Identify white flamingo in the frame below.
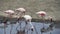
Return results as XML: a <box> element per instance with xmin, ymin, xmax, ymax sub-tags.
<box><xmin>23</xmin><ymin>15</ymin><xmax>34</xmax><ymax>34</ymax></box>
<box><xmin>4</xmin><ymin>10</ymin><xmax>14</xmax><ymax>17</ymax></box>
<box><xmin>15</xmin><ymin>8</ymin><xmax>26</xmax><ymax>29</ymax></box>
<box><xmin>4</xmin><ymin>10</ymin><xmax>15</xmax><ymax>34</ymax></box>
<box><xmin>15</xmin><ymin>8</ymin><xmax>26</xmax><ymax>16</ymax></box>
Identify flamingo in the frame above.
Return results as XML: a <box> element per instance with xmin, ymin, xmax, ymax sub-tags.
<box><xmin>4</xmin><ymin>10</ymin><xmax>14</xmax><ymax>17</ymax></box>
<box><xmin>45</xmin><ymin>16</ymin><xmax>54</xmax><ymax>28</ymax></box>
<box><xmin>48</xmin><ymin>16</ymin><xmax>54</xmax><ymax>34</ymax></box>
<box><xmin>36</xmin><ymin>11</ymin><xmax>47</xmax><ymax>34</ymax></box>
<box><xmin>4</xmin><ymin>10</ymin><xmax>15</xmax><ymax>34</ymax></box>
<box><xmin>36</xmin><ymin>11</ymin><xmax>47</xmax><ymax>27</ymax></box>
<box><xmin>23</xmin><ymin>15</ymin><xmax>34</xmax><ymax>34</ymax></box>
<box><xmin>15</xmin><ymin>8</ymin><xmax>26</xmax><ymax>16</ymax></box>
<box><xmin>15</xmin><ymin>8</ymin><xmax>26</xmax><ymax>30</ymax></box>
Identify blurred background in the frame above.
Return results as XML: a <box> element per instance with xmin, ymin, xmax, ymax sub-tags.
<box><xmin>0</xmin><ymin>0</ymin><xmax>60</xmax><ymax>20</ymax></box>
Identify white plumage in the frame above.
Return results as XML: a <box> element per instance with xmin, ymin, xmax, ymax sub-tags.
<box><xmin>16</xmin><ymin>8</ymin><xmax>26</xmax><ymax>12</ymax></box>
<box><xmin>23</xmin><ymin>15</ymin><xmax>32</xmax><ymax>20</ymax></box>
<box><xmin>26</xmin><ymin>22</ymin><xmax>34</xmax><ymax>30</ymax></box>
<box><xmin>23</xmin><ymin>15</ymin><xmax>34</xmax><ymax>30</ymax></box>
<box><xmin>36</xmin><ymin>11</ymin><xmax>46</xmax><ymax>16</ymax></box>
<box><xmin>4</xmin><ymin>10</ymin><xmax>15</xmax><ymax>15</ymax></box>
<box><xmin>36</xmin><ymin>11</ymin><xmax>46</xmax><ymax>14</ymax></box>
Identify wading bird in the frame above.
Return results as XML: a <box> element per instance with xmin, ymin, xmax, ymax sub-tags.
<box><xmin>15</xmin><ymin>8</ymin><xmax>26</xmax><ymax>32</ymax></box>
<box><xmin>36</xmin><ymin>11</ymin><xmax>47</xmax><ymax>34</ymax></box>
<box><xmin>23</xmin><ymin>15</ymin><xmax>34</xmax><ymax>34</ymax></box>
<box><xmin>4</xmin><ymin>10</ymin><xmax>15</xmax><ymax>34</ymax></box>
<box><xmin>15</xmin><ymin>8</ymin><xmax>26</xmax><ymax>16</ymax></box>
<box><xmin>41</xmin><ymin>16</ymin><xmax>54</xmax><ymax>34</ymax></box>
<box><xmin>48</xmin><ymin>16</ymin><xmax>54</xmax><ymax>34</ymax></box>
<box><xmin>36</xmin><ymin>11</ymin><xmax>46</xmax><ymax>28</ymax></box>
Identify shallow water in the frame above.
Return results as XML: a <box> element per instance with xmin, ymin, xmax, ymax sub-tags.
<box><xmin>0</xmin><ymin>21</ymin><xmax>60</xmax><ymax>34</ymax></box>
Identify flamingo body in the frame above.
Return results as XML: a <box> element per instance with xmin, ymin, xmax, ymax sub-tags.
<box><xmin>16</xmin><ymin>8</ymin><xmax>26</xmax><ymax>12</ymax></box>
<box><xmin>4</xmin><ymin>10</ymin><xmax>14</xmax><ymax>15</ymax></box>
<box><xmin>23</xmin><ymin>15</ymin><xmax>32</xmax><ymax>20</ymax></box>
<box><xmin>36</xmin><ymin>11</ymin><xmax>46</xmax><ymax>16</ymax></box>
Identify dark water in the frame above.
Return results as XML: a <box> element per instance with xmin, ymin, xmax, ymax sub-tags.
<box><xmin>0</xmin><ymin>21</ymin><xmax>60</xmax><ymax>34</ymax></box>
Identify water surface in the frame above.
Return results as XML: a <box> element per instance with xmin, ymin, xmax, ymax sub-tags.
<box><xmin>0</xmin><ymin>22</ymin><xmax>60</xmax><ymax>34</ymax></box>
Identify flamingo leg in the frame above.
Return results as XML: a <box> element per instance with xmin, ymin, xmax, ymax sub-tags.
<box><xmin>27</xmin><ymin>29</ymin><xmax>28</xmax><ymax>34</ymax></box>
<box><xmin>10</xmin><ymin>24</ymin><xmax>13</xmax><ymax>34</ymax></box>
<box><xmin>19</xmin><ymin>22</ymin><xmax>21</xmax><ymax>30</ymax></box>
<box><xmin>4</xmin><ymin>24</ymin><xmax>6</xmax><ymax>34</ymax></box>
<box><xmin>34</xmin><ymin>26</ymin><xmax>38</xmax><ymax>34</ymax></box>
<box><xmin>42</xmin><ymin>16</ymin><xmax>45</xmax><ymax>28</ymax></box>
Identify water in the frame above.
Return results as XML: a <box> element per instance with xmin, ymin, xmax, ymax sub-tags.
<box><xmin>0</xmin><ymin>21</ymin><xmax>60</xmax><ymax>34</ymax></box>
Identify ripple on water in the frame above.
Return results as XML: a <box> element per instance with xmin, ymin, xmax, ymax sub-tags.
<box><xmin>0</xmin><ymin>22</ymin><xmax>60</xmax><ymax>34</ymax></box>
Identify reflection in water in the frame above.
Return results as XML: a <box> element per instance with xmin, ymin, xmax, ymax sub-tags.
<box><xmin>0</xmin><ymin>22</ymin><xmax>60</xmax><ymax>34</ymax></box>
